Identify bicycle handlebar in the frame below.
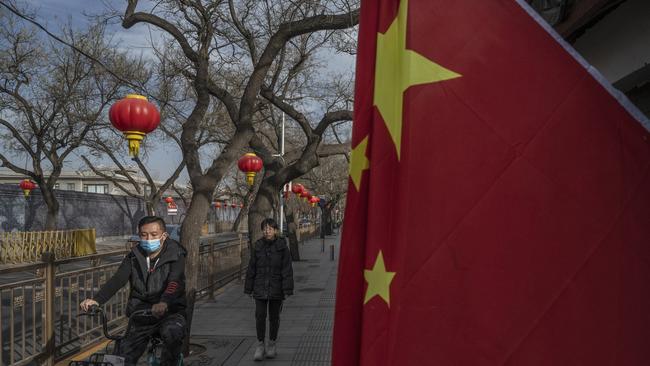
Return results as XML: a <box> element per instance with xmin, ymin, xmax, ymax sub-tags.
<box><xmin>78</xmin><ymin>306</ymin><xmax>156</xmax><ymax>341</ymax></box>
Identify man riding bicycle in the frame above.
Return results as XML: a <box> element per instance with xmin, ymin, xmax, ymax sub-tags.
<box><xmin>80</xmin><ymin>216</ymin><xmax>187</xmax><ymax>366</ymax></box>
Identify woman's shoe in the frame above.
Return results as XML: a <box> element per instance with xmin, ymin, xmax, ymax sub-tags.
<box><xmin>266</xmin><ymin>340</ymin><xmax>277</xmax><ymax>358</ymax></box>
<box><xmin>254</xmin><ymin>341</ymin><xmax>265</xmax><ymax>361</ymax></box>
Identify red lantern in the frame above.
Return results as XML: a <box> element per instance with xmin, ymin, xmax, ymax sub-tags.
<box><xmin>164</xmin><ymin>196</ymin><xmax>174</xmax><ymax>204</ymax></box>
<box><xmin>231</xmin><ymin>203</ymin><xmax>237</xmax><ymax>208</ymax></box>
<box><xmin>109</xmin><ymin>94</ymin><xmax>161</xmax><ymax>157</ymax></box>
<box><xmin>238</xmin><ymin>153</ymin><xmax>263</xmax><ymax>186</ymax></box>
<box><xmin>309</xmin><ymin>196</ymin><xmax>319</xmax><ymax>207</ymax></box>
<box><xmin>214</xmin><ymin>202</ymin><xmax>222</xmax><ymax>208</ymax></box>
<box><xmin>239</xmin><ymin>203</ymin><xmax>244</xmax><ymax>208</ymax></box>
<box><xmin>19</xmin><ymin>179</ymin><xmax>36</xmax><ymax>198</ymax></box>
<box><xmin>291</xmin><ymin>183</ymin><xmax>304</xmax><ymax>195</ymax></box>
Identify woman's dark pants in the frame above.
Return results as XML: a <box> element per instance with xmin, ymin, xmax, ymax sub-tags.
<box><xmin>255</xmin><ymin>299</ymin><xmax>283</xmax><ymax>341</ymax></box>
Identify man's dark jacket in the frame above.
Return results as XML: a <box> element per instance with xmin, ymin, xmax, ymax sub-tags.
<box><xmin>244</xmin><ymin>236</ymin><xmax>294</xmax><ymax>300</ymax></box>
<box><xmin>94</xmin><ymin>239</ymin><xmax>187</xmax><ymax>316</ymax></box>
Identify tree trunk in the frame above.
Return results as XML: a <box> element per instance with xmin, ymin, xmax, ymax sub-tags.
<box><xmin>146</xmin><ymin>200</ymin><xmax>156</xmax><ymax>216</ymax></box>
<box><xmin>179</xmin><ymin>188</ymin><xmax>211</xmax><ymax>353</ymax></box>
<box><xmin>322</xmin><ymin>205</ymin><xmax>333</xmax><ymax>236</ymax></box>
<box><xmin>232</xmin><ymin>183</ymin><xmax>258</xmax><ymax>232</ymax></box>
<box><xmin>24</xmin><ymin>196</ymin><xmax>37</xmax><ymax>231</ymax></box>
<box><xmin>41</xmin><ymin>187</ymin><xmax>59</xmax><ymax>230</ymax></box>
<box><xmin>248</xmin><ymin>181</ymin><xmax>278</xmax><ymax>247</ymax></box>
<box><xmin>284</xmin><ymin>204</ymin><xmax>300</xmax><ymax>261</ymax></box>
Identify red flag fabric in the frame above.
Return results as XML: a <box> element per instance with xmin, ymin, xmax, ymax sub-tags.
<box><xmin>333</xmin><ymin>0</ymin><xmax>650</xmax><ymax>365</ymax></box>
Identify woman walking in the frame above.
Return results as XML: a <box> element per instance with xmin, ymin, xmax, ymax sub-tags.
<box><xmin>245</xmin><ymin>218</ymin><xmax>294</xmax><ymax>361</ymax></box>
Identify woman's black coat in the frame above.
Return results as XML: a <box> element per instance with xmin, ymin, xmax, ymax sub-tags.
<box><xmin>244</xmin><ymin>236</ymin><xmax>294</xmax><ymax>300</ymax></box>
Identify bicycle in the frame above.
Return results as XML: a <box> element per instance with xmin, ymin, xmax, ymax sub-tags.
<box><xmin>71</xmin><ymin>306</ymin><xmax>183</xmax><ymax>366</ymax></box>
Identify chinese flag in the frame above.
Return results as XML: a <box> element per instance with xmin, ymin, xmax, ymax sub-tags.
<box><xmin>333</xmin><ymin>0</ymin><xmax>650</xmax><ymax>365</ymax></box>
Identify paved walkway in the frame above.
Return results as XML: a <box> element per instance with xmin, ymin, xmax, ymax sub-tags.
<box><xmin>187</xmin><ymin>234</ymin><xmax>340</xmax><ymax>366</ymax></box>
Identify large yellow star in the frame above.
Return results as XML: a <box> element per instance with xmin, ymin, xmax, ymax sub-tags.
<box><xmin>364</xmin><ymin>251</ymin><xmax>396</xmax><ymax>307</ymax></box>
<box><xmin>373</xmin><ymin>0</ymin><xmax>462</xmax><ymax>160</ymax></box>
<box><xmin>349</xmin><ymin>135</ymin><xmax>369</xmax><ymax>191</ymax></box>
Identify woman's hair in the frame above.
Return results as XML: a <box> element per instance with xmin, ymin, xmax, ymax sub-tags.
<box><xmin>261</xmin><ymin>218</ymin><xmax>279</xmax><ymax>230</ymax></box>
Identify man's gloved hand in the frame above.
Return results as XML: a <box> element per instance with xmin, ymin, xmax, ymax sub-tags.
<box><xmin>152</xmin><ymin>302</ymin><xmax>168</xmax><ymax>318</ymax></box>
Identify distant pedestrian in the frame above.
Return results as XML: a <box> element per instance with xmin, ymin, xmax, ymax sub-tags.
<box><xmin>245</xmin><ymin>218</ymin><xmax>294</xmax><ymax>361</ymax></box>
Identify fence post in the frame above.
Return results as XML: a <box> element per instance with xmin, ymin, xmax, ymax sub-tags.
<box><xmin>208</xmin><ymin>243</ymin><xmax>216</xmax><ymax>299</ymax></box>
<box><xmin>330</xmin><ymin>244</ymin><xmax>335</xmax><ymax>261</ymax></box>
<box><xmin>42</xmin><ymin>252</ymin><xmax>56</xmax><ymax>366</ymax></box>
<box><xmin>238</xmin><ymin>233</ymin><xmax>243</xmax><ymax>280</ymax></box>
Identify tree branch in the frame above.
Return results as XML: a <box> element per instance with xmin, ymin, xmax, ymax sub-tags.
<box><xmin>240</xmin><ymin>8</ymin><xmax>359</xmax><ymax>129</ymax></box>
<box><xmin>331</xmin><ymin>122</ymin><xmax>350</xmax><ymax>163</ymax></box>
<box><xmin>260</xmin><ymin>87</ymin><xmax>312</xmax><ymax>137</ymax></box>
<box><xmin>0</xmin><ymin>152</ymin><xmax>34</xmax><ymax>177</ymax></box>
<box><xmin>123</xmin><ymin>0</ymin><xmax>199</xmax><ymax>63</ymax></box>
<box><xmin>0</xmin><ymin>117</ymin><xmax>35</xmax><ymax>155</ymax></box>
<box><xmin>80</xmin><ymin>155</ymin><xmax>142</xmax><ymax>199</ymax></box>
<box><xmin>204</xmin><ymin>75</ymin><xmax>240</xmax><ymax>123</ymax></box>
<box><xmin>315</xmin><ymin>109</ymin><xmax>352</xmax><ymax>136</ymax></box>
<box><xmin>85</xmin><ymin>137</ymin><xmax>142</xmax><ymax>193</ymax></box>
<box><xmin>317</xmin><ymin>142</ymin><xmax>350</xmax><ymax>157</ymax></box>
<box><xmin>228</xmin><ymin>0</ymin><xmax>258</xmax><ymax>62</ymax></box>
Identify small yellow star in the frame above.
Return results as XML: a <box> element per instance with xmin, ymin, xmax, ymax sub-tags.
<box><xmin>374</xmin><ymin>0</ymin><xmax>462</xmax><ymax>160</ymax></box>
<box><xmin>349</xmin><ymin>135</ymin><xmax>369</xmax><ymax>191</ymax></box>
<box><xmin>364</xmin><ymin>251</ymin><xmax>396</xmax><ymax>307</ymax></box>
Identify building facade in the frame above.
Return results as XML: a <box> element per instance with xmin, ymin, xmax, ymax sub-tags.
<box><xmin>0</xmin><ymin>167</ymin><xmax>176</xmax><ymax>197</ymax></box>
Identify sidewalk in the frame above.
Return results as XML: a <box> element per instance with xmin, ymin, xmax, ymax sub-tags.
<box><xmin>187</xmin><ymin>234</ymin><xmax>340</xmax><ymax>366</ymax></box>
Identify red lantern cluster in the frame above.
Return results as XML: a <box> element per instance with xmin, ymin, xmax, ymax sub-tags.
<box><xmin>301</xmin><ymin>191</ymin><xmax>311</xmax><ymax>201</ymax></box>
<box><xmin>19</xmin><ymin>179</ymin><xmax>36</xmax><ymax>198</ymax></box>
<box><xmin>238</xmin><ymin>153</ymin><xmax>263</xmax><ymax>186</ymax></box>
<box><xmin>291</xmin><ymin>183</ymin><xmax>304</xmax><ymax>195</ymax></box>
<box><xmin>109</xmin><ymin>94</ymin><xmax>161</xmax><ymax>157</ymax></box>
<box><xmin>164</xmin><ymin>196</ymin><xmax>177</xmax><ymax>213</ymax></box>
<box><xmin>285</xmin><ymin>181</ymin><xmax>324</xmax><ymax>210</ymax></box>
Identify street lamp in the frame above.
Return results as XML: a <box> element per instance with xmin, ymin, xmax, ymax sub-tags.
<box><xmin>274</xmin><ymin>113</ymin><xmax>287</xmax><ymax>232</ymax></box>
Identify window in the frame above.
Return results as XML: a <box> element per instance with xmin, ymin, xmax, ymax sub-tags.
<box><xmin>66</xmin><ymin>183</ymin><xmax>75</xmax><ymax>190</ymax></box>
<box><xmin>84</xmin><ymin>184</ymin><xmax>108</xmax><ymax>194</ymax></box>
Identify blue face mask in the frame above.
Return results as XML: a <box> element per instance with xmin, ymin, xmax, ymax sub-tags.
<box><xmin>140</xmin><ymin>239</ymin><xmax>161</xmax><ymax>253</ymax></box>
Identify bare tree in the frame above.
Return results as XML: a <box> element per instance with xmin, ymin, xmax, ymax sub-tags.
<box><xmin>0</xmin><ymin>10</ymin><xmax>143</xmax><ymax>229</ymax></box>
<box><xmin>300</xmin><ymin>154</ymin><xmax>349</xmax><ymax>235</ymax></box>
<box><xmin>116</xmin><ymin>0</ymin><xmax>359</xmax><ymax>323</ymax></box>
<box><xmin>80</xmin><ymin>151</ymin><xmax>186</xmax><ymax>216</ymax></box>
<box><xmin>247</xmin><ymin>50</ymin><xmax>354</xmax><ymax>245</ymax></box>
